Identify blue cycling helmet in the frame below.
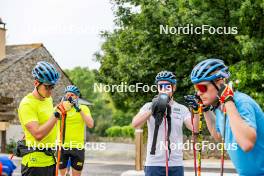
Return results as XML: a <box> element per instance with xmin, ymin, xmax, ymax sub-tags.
<box><xmin>155</xmin><ymin>71</ymin><xmax>177</xmax><ymax>84</ymax></box>
<box><xmin>32</xmin><ymin>61</ymin><xmax>60</xmax><ymax>85</ymax></box>
<box><xmin>65</xmin><ymin>85</ymin><xmax>81</xmax><ymax>96</ymax></box>
<box><xmin>191</xmin><ymin>58</ymin><xmax>230</xmax><ymax>84</ymax></box>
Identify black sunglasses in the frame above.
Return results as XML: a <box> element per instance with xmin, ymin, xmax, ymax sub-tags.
<box><xmin>43</xmin><ymin>84</ymin><xmax>55</xmax><ymax>90</ymax></box>
<box><xmin>158</xmin><ymin>83</ymin><xmax>172</xmax><ymax>90</ymax></box>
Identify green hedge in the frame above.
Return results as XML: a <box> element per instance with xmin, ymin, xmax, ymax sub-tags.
<box><xmin>6</xmin><ymin>139</ymin><xmax>16</xmax><ymax>154</ymax></box>
<box><xmin>106</xmin><ymin>125</ymin><xmax>135</xmax><ymax>138</ymax></box>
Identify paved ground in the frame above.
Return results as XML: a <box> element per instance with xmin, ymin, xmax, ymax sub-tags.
<box><xmin>8</xmin><ymin>158</ymin><xmax>238</xmax><ymax>176</ymax></box>
<box><xmin>11</xmin><ymin>159</ymin><xmax>134</xmax><ymax>176</ymax></box>
<box><xmin>2</xmin><ymin>142</ymin><xmax>238</xmax><ymax>176</ymax></box>
<box><xmin>10</xmin><ymin>159</ymin><xmax>238</xmax><ymax>176</ymax></box>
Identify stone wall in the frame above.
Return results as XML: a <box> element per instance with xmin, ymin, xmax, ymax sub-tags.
<box><xmin>0</xmin><ymin>47</ymin><xmax>72</xmax><ymax>123</ymax></box>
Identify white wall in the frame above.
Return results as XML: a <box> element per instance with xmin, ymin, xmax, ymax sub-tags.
<box><xmin>6</xmin><ymin>124</ymin><xmax>23</xmax><ymax>143</ymax></box>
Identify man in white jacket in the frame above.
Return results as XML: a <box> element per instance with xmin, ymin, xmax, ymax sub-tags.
<box><xmin>132</xmin><ymin>71</ymin><xmax>198</xmax><ymax>176</ymax></box>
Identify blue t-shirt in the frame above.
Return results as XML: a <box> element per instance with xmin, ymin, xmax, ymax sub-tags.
<box><xmin>215</xmin><ymin>91</ymin><xmax>264</xmax><ymax>176</ymax></box>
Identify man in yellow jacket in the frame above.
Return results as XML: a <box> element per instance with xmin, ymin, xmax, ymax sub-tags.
<box><xmin>59</xmin><ymin>85</ymin><xmax>94</xmax><ymax>176</ymax></box>
<box><xmin>18</xmin><ymin>61</ymin><xmax>71</xmax><ymax>176</ymax></box>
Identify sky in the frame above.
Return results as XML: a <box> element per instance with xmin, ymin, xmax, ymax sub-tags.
<box><xmin>0</xmin><ymin>0</ymin><xmax>116</xmax><ymax>70</ymax></box>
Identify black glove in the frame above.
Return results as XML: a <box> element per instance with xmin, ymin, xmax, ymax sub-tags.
<box><xmin>68</xmin><ymin>96</ymin><xmax>81</xmax><ymax>112</ymax></box>
<box><xmin>184</xmin><ymin>95</ymin><xmax>199</xmax><ymax>111</ymax></box>
<box><xmin>184</xmin><ymin>95</ymin><xmax>211</xmax><ymax>113</ymax></box>
<box><xmin>151</xmin><ymin>93</ymin><xmax>170</xmax><ymax>125</ymax></box>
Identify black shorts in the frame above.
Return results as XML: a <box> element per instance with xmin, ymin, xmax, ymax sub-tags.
<box><xmin>21</xmin><ymin>164</ymin><xmax>55</xmax><ymax>176</ymax></box>
<box><xmin>59</xmin><ymin>148</ymin><xmax>85</xmax><ymax>171</ymax></box>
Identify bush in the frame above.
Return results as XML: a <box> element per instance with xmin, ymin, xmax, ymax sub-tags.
<box><xmin>94</xmin><ymin>120</ymin><xmax>112</xmax><ymax>137</ymax></box>
<box><xmin>106</xmin><ymin>126</ymin><xmax>122</xmax><ymax>137</ymax></box>
<box><xmin>121</xmin><ymin>125</ymin><xmax>135</xmax><ymax>138</ymax></box>
<box><xmin>112</xmin><ymin>110</ymin><xmax>134</xmax><ymax>126</ymax></box>
<box><xmin>6</xmin><ymin>138</ymin><xmax>17</xmax><ymax>154</ymax></box>
<box><xmin>106</xmin><ymin>125</ymin><xmax>135</xmax><ymax>138</ymax></box>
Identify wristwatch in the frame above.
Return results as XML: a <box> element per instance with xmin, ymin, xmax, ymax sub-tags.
<box><xmin>54</xmin><ymin>111</ymin><xmax>60</xmax><ymax>119</ymax></box>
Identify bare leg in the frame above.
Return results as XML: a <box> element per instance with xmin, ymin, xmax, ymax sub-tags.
<box><xmin>60</xmin><ymin>168</ymin><xmax>67</xmax><ymax>176</ymax></box>
<box><xmin>72</xmin><ymin>168</ymin><xmax>82</xmax><ymax>176</ymax></box>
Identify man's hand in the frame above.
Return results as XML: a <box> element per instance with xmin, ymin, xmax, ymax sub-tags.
<box><xmin>217</xmin><ymin>84</ymin><xmax>234</xmax><ymax>104</ymax></box>
<box><xmin>184</xmin><ymin>95</ymin><xmax>199</xmax><ymax>112</ymax></box>
<box><xmin>68</xmin><ymin>96</ymin><xmax>81</xmax><ymax>112</ymax></box>
<box><xmin>184</xmin><ymin>95</ymin><xmax>211</xmax><ymax>113</ymax></box>
<box><xmin>54</xmin><ymin>101</ymin><xmax>72</xmax><ymax>119</ymax></box>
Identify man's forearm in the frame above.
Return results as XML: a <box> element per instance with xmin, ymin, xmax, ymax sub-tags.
<box><xmin>39</xmin><ymin>115</ymin><xmax>57</xmax><ymax>135</ymax></box>
<box><xmin>81</xmin><ymin>111</ymin><xmax>94</xmax><ymax>128</ymax></box>
<box><xmin>193</xmin><ymin>114</ymin><xmax>200</xmax><ymax>133</ymax></box>
<box><xmin>203</xmin><ymin>111</ymin><xmax>221</xmax><ymax>141</ymax></box>
<box><xmin>27</xmin><ymin>115</ymin><xmax>58</xmax><ymax>141</ymax></box>
<box><xmin>132</xmin><ymin>111</ymin><xmax>152</xmax><ymax>128</ymax></box>
<box><xmin>225</xmin><ymin>101</ymin><xmax>256</xmax><ymax>151</ymax></box>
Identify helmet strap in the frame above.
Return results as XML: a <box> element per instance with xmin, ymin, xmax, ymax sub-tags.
<box><xmin>211</xmin><ymin>81</ymin><xmax>219</xmax><ymax>91</ymax></box>
<box><xmin>36</xmin><ymin>83</ymin><xmax>46</xmax><ymax>99</ymax></box>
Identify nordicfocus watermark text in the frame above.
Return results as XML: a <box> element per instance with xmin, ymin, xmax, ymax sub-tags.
<box><xmin>160</xmin><ymin>24</ymin><xmax>238</xmax><ymax>35</ymax></box>
<box><xmin>94</xmin><ymin>82</ymin><xmax>158</xmax><ymax>93</ymax></box>
<box><xmin>159</xmin><ymin>140</ymin><xmax>238</xmax><ymax>151</ymax></box>
<box><xmin>25</xmin><ymin>141</ymin><xmax>106</xmax><ymax>151</ymax></box>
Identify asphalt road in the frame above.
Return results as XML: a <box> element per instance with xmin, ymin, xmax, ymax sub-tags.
<box><xmin>11</xmin><ymin>160</ymin><xmax>238</xmax><ymax>176</ymax></box>
<box><xmin>5</xmin><ymin>142</ymin><xmax>237</xmax><ymax>176</ymax></box>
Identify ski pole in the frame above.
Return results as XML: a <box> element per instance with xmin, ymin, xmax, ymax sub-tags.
<box><xmin>164</xmin><ymin>112</ymin><xmax>169</xmax><ymax>176</ymax></box>
<box><xmin>197</xmin><ymin>102</ymin><xmax>203</xmax><ymax>176</ymax></box>
<box><xmin>220</xmin><ymin>80</ymin><xmax>231</xmax><ymax>176</ymax></box>
<box><xmin>220</xmin><ymin>105</ymin><xmax>226</xmax><ymax>176</ymax></box>
<box><xmin>56</xmin><ymin>107</ymin><xmax>66</xmax><ymax>176</ymax></box>
<box><xmin>190</xmin><ymin>108</ymin><xmax>197</xmax><ymax>176</ymax></box>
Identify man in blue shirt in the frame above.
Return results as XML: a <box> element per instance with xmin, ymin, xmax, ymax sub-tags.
<box><xmin>186</xmin><ymin>58</ymin><xmax>264</xmax><ymax>175</ymax></box>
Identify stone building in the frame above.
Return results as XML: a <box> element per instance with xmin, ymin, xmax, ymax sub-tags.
<box><xmin>0</xmin><ymin>19</ymin><xmax>91</xmax><ymax>151</ymax></box>
<box><xmin>0</xmin><ymin>43</ymin><xmax>74</xmax><ymax>122</ymax></box>
<box><xmin>0</xmin><ymin>25</ymin><xmax>74</xmax><ymax>123</ymax></box>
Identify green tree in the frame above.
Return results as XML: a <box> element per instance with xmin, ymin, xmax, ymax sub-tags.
<box><xmin>96</xmin><ymin>0</ymin><xmax>264</xmax><ymax>113</ymax></box>
<box><xmin>229</xmin><ymin>61</ymin><xmax>264</xmax><ymax>108</ymax></box>
<box><xmin>65</xmin><ymin>67</ymin><xmax>114</xmax><ymax>136</ymax></box>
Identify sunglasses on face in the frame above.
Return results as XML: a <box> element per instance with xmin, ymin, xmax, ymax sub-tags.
<box><xmin>194</xmin><ymin>84</ymin><xmax>209</xmax><ymax>93</ymax></box>
<box><xmin>67</xmin><ymin>93</ymin><xmax>75</xmax><ymax>97</ymax></box>
<box><xmin>43</xmin><ymin>84</ymin><xmax>55</xmax><ymax>90</ymax></box>
<box><xmin>158</xmin><ymin>83</ymin><xmax>172</xmax><ymax>90</ymax></box>
<box><xmin>66</xmin><ymin>93</ymin><xmax>77</xmax><ymax>99</ymax></box>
